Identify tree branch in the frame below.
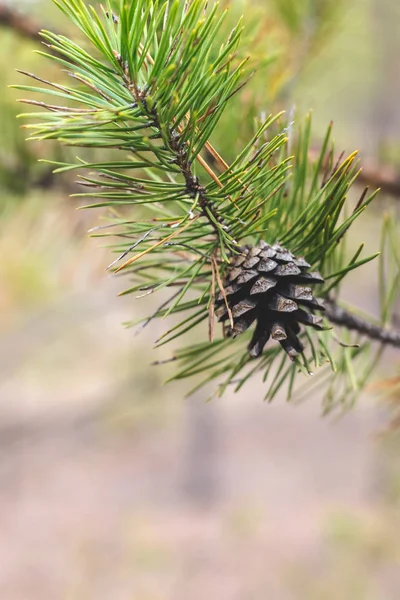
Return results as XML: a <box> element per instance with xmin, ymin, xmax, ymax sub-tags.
<box><xmin>324</xmin><ymin>299</ymin><xmax>400</xmax><ymax>348</ymax></box>
<box><xmin>356</xmin><ymin>158</ymin><xmax>400</xmax><ymax>197</ymax></box>
<box><xmin>4</xmin><ymin>3</ymin><xmax>400</xmax><ymax>201</ymax></box>
<box><xmin>0</xmin><ymin>4</ymin><xmax>45</xmax><ymax>43</ymax></box>
<box><xmin>0</xmin><ymin>4</ymin><xmax>63</xmax><ymax>57</ymax></box>
<box><xmin>119</xmin><ymin>66</ymin><xmax>229</xmax><ymax>248</ymax></box>
<box><xmin>308</xmin><ymin>148</ymin><xmax>400</xmax><ymax>198</ymax></box>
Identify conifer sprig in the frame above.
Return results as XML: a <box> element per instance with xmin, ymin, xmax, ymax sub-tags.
<box><xmin>13</xmin><ymin>0</ymin><xmax>400</xmax><ymax>408</ymax></box>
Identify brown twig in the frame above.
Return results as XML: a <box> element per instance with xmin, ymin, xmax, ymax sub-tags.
<box><xmin>0</xmin><ymin>5</ymin><xmax>44</xmax><ymax>43</ymax></box>
<box><xmin>357</xmin><ymin>159</ymin><xmax>400</xmax><ymax>197</ymax></box>
<box><xmin>0</xmin><ymin>5</ymin><xmax>65</xmax><ymax>59</ymax></box>
<box><xmin>309</xmin><ymin>148</ymin><xmax>400</xmax><ymax>198</ymax></box>
<box><xmin>324</xmin><ymin>299</ymin><xmax>400</xmax><ymax>348</ymax></box>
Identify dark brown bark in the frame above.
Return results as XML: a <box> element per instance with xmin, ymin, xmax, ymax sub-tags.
<box><xmin>324</xmin><ymin>299</ymin><xmax>400</xmax><ymax>348</ymax></box>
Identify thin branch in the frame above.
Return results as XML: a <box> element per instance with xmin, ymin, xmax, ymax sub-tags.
<box><xmin>0</xmin><ymin>5</ymin><xmax>65</xmax><ymax>59</ymax></box>
<box><xmin>118</xmin><ymin>76</ymin><xmax>229</xmax><ymax>247</ymax></box>
<box><xmin>309</xmin><ymin>148</ymin><xmax>400</xmax><ymax>198</ymax></box>
<box><xmin>0</xmin><ymin>5</ymin><xmax>44</xmax><ymax>43</ymax></box>
<box><xmin>324</xmin><ymin>299</ymin><xmax>400</xmax><ymax>348</ymax></box>
<box><xmin>357</xmin><ymin>158</ymin><xmax>400</xmax><ymax>197</ymax></box>
<box><xmin>136</xmin><ymin>42</ymin><xmax>229</xmax><ymax>198</ymax></box>
<box><xmin>13</xmin><ymin>12</ymin><xmax>237</xmax><ymax>216</ymax></box>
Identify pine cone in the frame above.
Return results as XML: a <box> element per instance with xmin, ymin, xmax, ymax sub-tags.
<box><xmin>215</xmin><ymin>241</ymin><xmax>325</xmax><ymax>360</ymax></box>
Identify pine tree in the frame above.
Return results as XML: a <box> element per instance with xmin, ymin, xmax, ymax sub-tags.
<box><xmin>13</xmin><ymin>0</ymin><xmax>400</xmax><ymax>411</ymax></box>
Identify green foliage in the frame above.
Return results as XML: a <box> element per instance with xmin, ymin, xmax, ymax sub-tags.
<box><xmin>0</xmin><ymin>31</ymin><xmax>46</xmax><ymax>195</ymax></box>
<box><xmin>13</xmin><ymin>0</ymin><xmax>399</xmax><ymax>408</ymax></box>
<box><xmin>270</xmin><ymin>0</ymin><xmax>342</xmax><ymax>39</ymax></box>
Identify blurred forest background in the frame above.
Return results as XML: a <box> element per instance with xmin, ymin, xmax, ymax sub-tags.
<box><xmin>1</xmin><ymin>0</ymin><xmax>400</xmax><ymax>598</ymax></box>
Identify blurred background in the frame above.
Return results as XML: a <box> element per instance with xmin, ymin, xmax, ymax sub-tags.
<box><xmin>1</xmin><ymin>0</ymin><xmax>400</xmax><ymax>598</ymax></box>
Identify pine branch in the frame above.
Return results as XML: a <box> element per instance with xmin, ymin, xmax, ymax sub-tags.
<box><xmin>324</xmin><ymin>299</ymin><xmax>400</xmax><ymax>348</ymax></box>
<box><xmin>13</xmin><ymin>0</ymin><xmax>400</xmax><ymax>409</ymax></box>
<box><xmin>7</xmin><ymin>0</ymin><xmax>400</xmax><ymax>204</ymax></box>
<box><xmin>120</xmin><ymin>76</ymin><xmax>225</xmax><ymax>246</ymax></box>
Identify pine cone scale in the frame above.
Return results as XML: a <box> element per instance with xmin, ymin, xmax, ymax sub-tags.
<box><xmin>258</xmin><ymin>259</ymin><xmax>278</xmax><ymax>272</ymax></box>
<box><xmin>268</xmin><ymin>294</ymin><xmax>298</xmax><ymax>312</ymax></box>
<box><xmin>250</xmin><ymin>276</ymin><xmax>277</xmax><ymax>295</ymax></box>
<box><xmin>271</xmin><ymin>322</ymin><xmax>287</xmax><ymax>341</ymax></box>
<box><xmin>231</xmin><ymin>298</ymin><xmax>257</xmax><ymax>318</ymax></box>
